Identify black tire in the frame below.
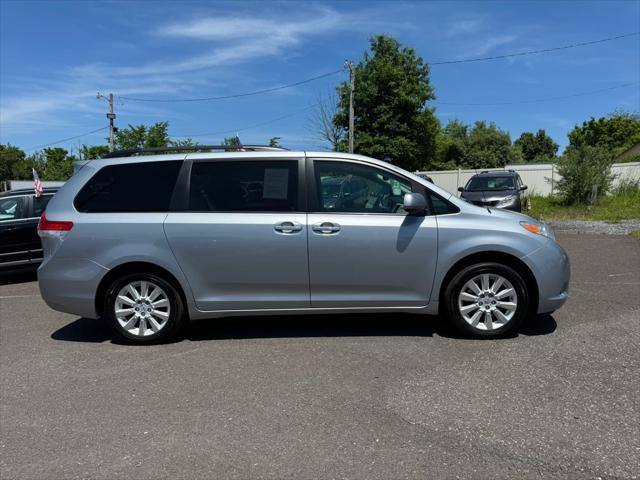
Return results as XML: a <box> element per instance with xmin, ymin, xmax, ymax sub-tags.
<box><xmin>444</xmin><ymin>262</ymin><xmax>530</xmax><ymax>339</ymax></box>
<box><xmin>104</xmin><ymin>273</ymin><xmax>184</xmax><ymax>344</ymax></box>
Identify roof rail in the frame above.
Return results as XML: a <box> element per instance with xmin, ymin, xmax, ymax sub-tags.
<box><xmin>102</xmin><ymin>145</ymin><xmax>288</xmax><ymax>158</ymax></box>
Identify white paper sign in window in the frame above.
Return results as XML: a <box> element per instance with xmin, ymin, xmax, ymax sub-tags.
<box><xmin>263</xmin><ymin>168</ymin><xmax>289</xmax><ymax>199</ymax></box>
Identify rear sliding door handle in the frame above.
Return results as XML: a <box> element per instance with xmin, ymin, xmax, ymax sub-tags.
<box><xmin>274</xmin><ymin>221</ymin><xmax>303</xmax><ymax>234</ymax></box>
<box><xmin>312</xmin><ymin>222</ymin><xmax>341</xmax><ymax>234</ymax></box>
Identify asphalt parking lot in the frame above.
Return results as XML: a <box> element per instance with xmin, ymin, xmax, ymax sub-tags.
<box><xmin>1</xmin><ymin>233</ymin><xmax>639</xmax><ymax>479</ymax></box>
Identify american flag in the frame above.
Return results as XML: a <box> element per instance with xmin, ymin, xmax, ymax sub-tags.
<box><xmin>32</xmin><ymin>168</ymin><xmax>42</xmax><ymax>198</ymax></box>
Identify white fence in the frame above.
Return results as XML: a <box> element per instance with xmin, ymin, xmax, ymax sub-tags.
<box><xmin>5</xmin><ymin>180</ymin><xmax>66</xmax><ymax>191</ymax></box>
<box><xmin>416</xmin><ymin>162</ymin><xmax>640</xmax><ymax>196</ymax></box>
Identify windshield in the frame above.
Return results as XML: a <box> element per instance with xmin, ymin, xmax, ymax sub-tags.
<box><xmin>465</xmin><ymin>176</ymin><xmax>515</xmax><ymax>192</ymax></box>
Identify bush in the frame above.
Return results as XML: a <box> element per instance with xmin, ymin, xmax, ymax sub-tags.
<box><xmin>555</xmin><ymin>145</ymin><xmax>615</xmax><ymax>204</ymax></box>
<box><xmin>612</xmin><ymin>178</ymin><xmax>640</xmax><ymax>196</ymax></box>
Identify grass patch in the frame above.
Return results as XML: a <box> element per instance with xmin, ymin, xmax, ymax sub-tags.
<box><xmin>528</xmin><ymin>187</ymin><xmax>640</xmax><ymax>223</ymax></box>
<box><xmin>630</xmin><ymin>230</ymin><xmax>640</xmax><ymax>240</ymax></box>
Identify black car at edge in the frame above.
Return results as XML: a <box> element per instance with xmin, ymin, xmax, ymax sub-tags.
<box><xmin>0</xmin><ymin>188</ymin><xmax>58</xmax><ymax>272</ymax></box>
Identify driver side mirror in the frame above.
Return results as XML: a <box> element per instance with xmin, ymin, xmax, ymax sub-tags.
<box><xmin>458</xmin><ymin>187</ymin><xmax>464</xmax><ymax>192</ymax></box>
<box><xmin>520</xmin><ymin>185</ymin><xmax>528</xmax><ymax>191</ymax></box>
<box><xmin>403</xmin><ymin>192</ymin><xmax>427</xmax><ymax>215</ymax></box>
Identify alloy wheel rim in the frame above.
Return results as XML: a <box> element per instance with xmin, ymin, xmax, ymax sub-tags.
<box><xmin>457</xmin><ymin>273</ymin><xmax>518</xmax><ymax>331</ymax></box>
<box><xmin>114</xmin><ymin>280</ymin><xmax>170</xmax><ymax>337</ymax></box>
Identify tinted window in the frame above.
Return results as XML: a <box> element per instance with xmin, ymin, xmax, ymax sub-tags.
<box><xmin>465</xmin><ymin>175</ymin><xmax>516</xmax><ymax>192</ymax></box>
<box><xmin>34</xmin><ymin>194</ymin><xmax>54</xmax><ymax>217</ymax></box>
<box><xmin>0</xmin><ymin>196</ymin><xmax>27</xmax><ymax>222</ymax></box>
<box><xmin>428</xmin><ymin>192</ymin><xmax>459</xmax><ymax>215</ymax></box>
<box><xmin>74</xmin><ymin>161</ymin><xmax>182</xmax><ymax>213</ymax></box>
<box><xmin>189</xmin><ymin>160</ymin><xmax>298</xmax><ymax>212</ymax></box>
<box><xmin>314</xmin><ymin>161</ymin><xmax>413</xmax><ymax>214</ymax></box>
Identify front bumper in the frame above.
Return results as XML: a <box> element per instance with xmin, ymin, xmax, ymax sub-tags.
<box><xmin>522</xmin><ymin>238</ymin><xmax>570</xmax><ymax>314</ymax></box>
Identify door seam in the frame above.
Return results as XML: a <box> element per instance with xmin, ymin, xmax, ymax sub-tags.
<box><xmin>305</xmin><ymin>213</ymin><xmax>312</xmax><ymax>307</ymax></box>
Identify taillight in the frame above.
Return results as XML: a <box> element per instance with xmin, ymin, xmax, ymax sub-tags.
<box><xmin>37</xmin><ymin>213</ymin><xmax>73</xmax><ymax>232</ymax></box>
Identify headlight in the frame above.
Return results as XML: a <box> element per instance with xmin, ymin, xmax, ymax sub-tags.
<box><xmin>496</xmin><ymin>195</ymin><xmax>517</xmax><ymax>207</ymax></box>
<box><xmin>520</xmin><ymin>220</ymin><xmax>554</xmax><ymax>239</ymax></box>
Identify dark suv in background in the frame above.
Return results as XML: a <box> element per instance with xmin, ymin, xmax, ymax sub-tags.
<box><xmin>0</xmin><ymin>188</ymin><xmax>58</xmax><ymax>272</ymax></box>
<box><xmin>458</xmin><ymin>171</ymin><xmax>528</xmax><ymax>212</ymax></box>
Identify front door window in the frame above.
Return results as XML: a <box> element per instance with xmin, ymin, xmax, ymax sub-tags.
<box><xmin>314</xmin><ymin>161</ymin><xmax>412</xmax><ymax>214</ymax></box>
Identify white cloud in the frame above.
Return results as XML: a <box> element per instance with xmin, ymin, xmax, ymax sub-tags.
<box><xmin>156</xmin><ymin>6</ymin><xmax>345</xmax><ymax>71</ymax></box>
<box><xmin>467</xmin><ymin>34</ymin><xmax>518</xmax><ymax>57</ymax></box>
<box><xmin>448</xmin><ymin>18</ymin><xmax>483</xmax><ymax>36</ymax></box>
<box><xmin>0</xmin><ymin>5</ymin><xmax>352</xmax><ymax>135</ymax></box>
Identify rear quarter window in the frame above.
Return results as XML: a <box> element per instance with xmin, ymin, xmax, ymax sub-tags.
<box><xmin>74</xmin><ymin>161</ymin><xmax>182</xmax><ymax>213</ymax></box>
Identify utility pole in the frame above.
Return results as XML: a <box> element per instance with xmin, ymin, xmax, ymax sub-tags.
<box><xmin>345</xmin><ymin>61</ymin><xmax>355</xmax><ymax>153</ymax></box>
<box><xmin>97</xmin><ymin>92</ymin><xmax>116</xmax><ymax>152</ymax></box>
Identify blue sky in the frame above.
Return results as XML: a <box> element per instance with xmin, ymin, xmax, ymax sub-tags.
<box><xmin>1</xmin><ymin>0</ymin><xmax>639</xmax><ymax>155</ymax></box>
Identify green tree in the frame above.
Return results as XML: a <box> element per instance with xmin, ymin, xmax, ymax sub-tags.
<box><xmin>432</xmin><ymin>120</ymin><xmax>468</xmax><ymax>169</ymax></box>
<box><xmin>334</xmin><ymin>35</ymin><xmax>439</xmax><ymax>171</ymax></box>
<box><xmin>556</xmin><ymin>145</ymin><xmax>615</xmax><ymax>204</ymax></box>
<box><xmin>80</xmin><ymin>144</ymin><xmax>110</xmax><ymax>160</ymax></box>
<box><xmin>114</xmin><ymin>122</ymin><xmax>171</xmax><ymax>150</ymax></box>
<box><xmin>0</xmin><ymin>144</ymin><xmax>27</xmax><ymax>181</ymax></box>
<box><xmin>433</xmin><ymin>119</ymin><xmax>518</xmax><ymax>169</ymax></box>
<box><xmin>40</xmin><ymin>148</ymin><xmax>76</xmax><ymax>180</ymax></box>
<box><xmin>88</xmin><ymin>123</ymin><xmax>196</xmax><ymax>155</ymax></box>
<box><xmin>269</xmin><ymin>137</ymin><xmax>282</xmax><ymax>148</ymax></box>
<box><xmin>223</xmin><ymin>136</ymin><xmax>242</xmax><ymax>147</ymax></box>
<box><xmin>567</xmin><ymin>112</ymin><xmax>640</xmax><ymax>158</ymax></box>
<box><xmin>171</xmin><ymin>138</ymin><xmax>197</xmax><ymax>147</ymax></box>
<box><xmin>464</xmin><ymin>121</ymin><xmax>517</xmax><ymax>169</ymax></box>
<box><xmin>514</xmin><ymin>129</ymin><xmax>559</xmax><ymax>163</ymax></box>
<box><xmin>0</xmin><ymin>145</ymin><xmax>43</xmax><ymax>181</ymax></box>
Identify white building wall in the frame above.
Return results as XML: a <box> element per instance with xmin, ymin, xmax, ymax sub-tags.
<box><xmin>416</xmin><ymin>162</ymin><xmax>640</xmax><ymax>196</ymax></box>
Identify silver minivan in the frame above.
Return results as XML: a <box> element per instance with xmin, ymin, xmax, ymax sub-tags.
<box><xmin>37</xmin><ymin>146</ymin><xmax>569</xmax><ymax>343</ymax></box>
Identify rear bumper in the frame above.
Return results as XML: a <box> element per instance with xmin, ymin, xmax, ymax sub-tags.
<box><xmin>38</xmin><ymin>257</ymin><xmax>107</xmax><ymax>319</ymax></box>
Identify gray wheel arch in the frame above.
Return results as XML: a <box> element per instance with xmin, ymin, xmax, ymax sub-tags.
<box><xmin>95</xmin><ymin>262</ymin><xmax>189</xmax><ymax>319</ymax></box>
<box><xmin>438</xmin><ymin>251</ymin><xmax>539</xmax><ymax>314</ymax></box>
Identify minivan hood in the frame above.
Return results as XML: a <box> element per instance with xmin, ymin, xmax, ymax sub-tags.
<box><xmin>485</xmin><ymin>206</ymin><xmax>535</xmax><ymax>223</ymax></box>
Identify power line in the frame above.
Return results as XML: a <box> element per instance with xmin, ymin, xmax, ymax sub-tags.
<box><xmin>20</xmin><ymin>78</ymin><xmax>638</xmax><ymax>151</ymax></box>
<box><xmin>173</xmin><ymin>80</ymin><xmax>639</xmax><ymax>140</ymax></box>
<box><xmin>120</xmin><ymin>69</ymin><xmax>344</xmax><ymax>103</ymax></box>
<box><xmin>429</xmin><ymin>31</ymin><xmax>639</xmax><ymax>65</ymax></box>
<box><xmin>117</xmin><ymin>32</ymin><xmax>638</xmax><ymax>104</ymax></box>
<box><xmin>25</xmin><ymin>127</ymin><xmax>108</xmax><ymax>152</ymax></box>
<box><xmin>433</xmin><ymin>81</ymin><xmax>640</xmax><ymax>106</ymax></box>
<box><xmin>172</xmin><ymin>103</ymin><xmax>319</xmax><ymax>139</ymax></box>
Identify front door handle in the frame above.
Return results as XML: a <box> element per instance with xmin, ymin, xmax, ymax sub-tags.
<box><xmin>274</xmin><ymin>221</ymin><xmax>303</xmax><ymax>234</ymax></box>
<box><xmin>312</xmin><ymin>222</ymin><xmax>341</xmax><ymax>234</ymax></box>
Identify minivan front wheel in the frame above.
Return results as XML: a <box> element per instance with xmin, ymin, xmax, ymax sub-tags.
<box><xmin>444</xmin><ymin>263</ymin><xmax>529</xmax><ymax>338</ymax></box>
<box><xmin>104</xmin><ymin>273</ymin><xmax>184</xmax><ymax>344</ymax></box>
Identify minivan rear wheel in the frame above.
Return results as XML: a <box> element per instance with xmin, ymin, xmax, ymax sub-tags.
<box><xmin>104</xmin><ymin>273</ymin><xmax>184</xmax><ymax>344</ymax></box>
<box><xmin>444</xmin><ymin>262</ymin><xmax>529</xmax><ymax>338</ymax></box>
